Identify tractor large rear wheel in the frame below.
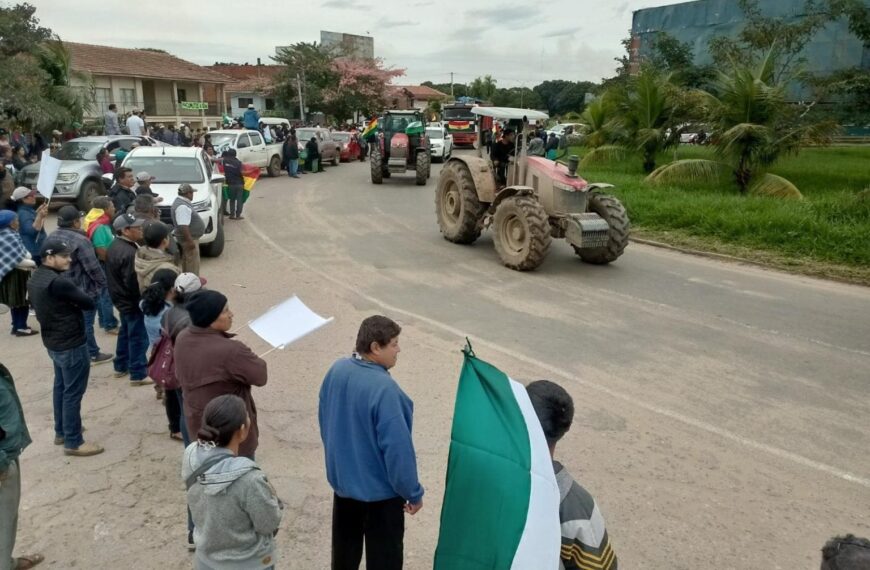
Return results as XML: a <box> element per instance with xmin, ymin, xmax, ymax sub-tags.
<box><xmin>435</xmin><ymin>161</ymin><xmax>485</xmax><ymax>244</ymax></box>
<box><xmin>370</xmin><ymin>152</ymin><xmax>383</xmax><ymax>184</ymax></box>
<box><xmin>574</xmin><ymin>192</ymin><xmax>630</xmax><ymax>264</ymax></box>
<box><xmin>492</xmin><ymin>195</ymin><xmax>551</xmax><ymax>271</ymax></box>
<box><xmin>416</xmin><ymin>152</ymin><xmax>430</xmax><ymax>186</ymax></box>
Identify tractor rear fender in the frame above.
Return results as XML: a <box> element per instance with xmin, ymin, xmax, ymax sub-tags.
<box><xmin>444</xmin><ymin>155</ymin><xmax>497</xmax><ymax>203</ymax></box>
<box><xmin>584</xmin><ymin>183</ymin><xmax>615</xmax><ymax>193</ymax></box>
<box><xmin>488</xmin><ymin>186</ymin><xmax>536</xmax><ymax>214</ymax></box>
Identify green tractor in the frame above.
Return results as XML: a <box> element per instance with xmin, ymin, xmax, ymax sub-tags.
<box><xmin>370</xmin><ymin>110</ymin><xmax>431</xmax><ymax>185</ymax></box>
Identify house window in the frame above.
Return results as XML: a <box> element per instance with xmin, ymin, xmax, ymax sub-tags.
<box><xmin>177</xmin><ymin>88</ymin><xmax>187</xmax><ymax>102</ymax></box>
<box><xmin>93</xmin><ymin>88</ymin><xmax>112</xmax><ymax>113</ymax></box>
<box><xmin>238</xmin><ymin>97</ymin><xmax>254</xmax><ymax>108</ymax></box>
<box><xmin>120</xmin><ymin>88</ymin><xmax>136</xmax><ymax>106</ymax></box>
<box><xmin>265</xmin><ymin>98</ymin><xmax>275</xmax><ymax>111</ymax></box>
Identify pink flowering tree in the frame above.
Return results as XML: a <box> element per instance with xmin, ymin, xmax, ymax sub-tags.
<box><xmin>322</xmin><ymin>58</ymin><xmax>405</xmax><ymax>123</ymax></box>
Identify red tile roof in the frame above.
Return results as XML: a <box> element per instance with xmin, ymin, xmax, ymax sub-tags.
<box><xmin>394</xmin><ymin>85</ymin><xmax>450</xmax><ymax>100</ymax></box>
<box><xmin>65</xmin><ymin>42</ymin><xmax>231</xmax><ymax>84</ymax></box>
<box><xmin>205</xmin><ymin>64</ymin><xmax>283</xmax><ymax>94</ymax></box>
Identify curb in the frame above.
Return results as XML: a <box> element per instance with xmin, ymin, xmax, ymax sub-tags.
<box><xmin>628</xmin><ymin>237</ymin><xmax>868</xmax><ymax>287</ymax></box>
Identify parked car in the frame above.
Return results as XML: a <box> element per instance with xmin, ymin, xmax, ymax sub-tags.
<box><xmin>427</xmin><ymin>126</ymin><xmax>453</xmax><ymax>162</ymax></box>
<box><xmin>120</xmin><ymin>146</ymin><xmax>225</xmax><ymax>257</ymax></box>
<box><xmin>208</xmin><ymin>129</ymin><xmax>283</xmax><ymax>176</ymax></box>
<box><xmin>20</xmin><ymin>135</ymin><xmax>167</xmax><ymax>211</ymax></box>
<box><xmin>331</xmin><ymin>131</ymin><xmax>362</xmax><ymax>162</ymax></box>
<box><xmin>545</xmin><ymin>123</ymin><xmax>583</xmax><ymax>138</ymax></box>
<box><xmin>295</xmin><ymin>127</ymin><xmax>340</xmax><ymax>166</ymax></box>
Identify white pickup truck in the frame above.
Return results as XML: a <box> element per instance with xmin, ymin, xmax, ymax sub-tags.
<box><xmin>209</xmin><ymin>129</ymin><xmax>284</xmax><ymax>176</ymax></box>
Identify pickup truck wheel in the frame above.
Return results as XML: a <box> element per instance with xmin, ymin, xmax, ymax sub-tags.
<box><xmin>200</xmin><ymin>217</ymin><xmax>225</xmax><ymax>258</ymax></box>
<box><xmin>267</xmin><ymin>155</ymin><xmax>281</xmax><ymax>177</ymax></box>
<box><xmin>77</xmin><ymin>179</ymin><xmax>104</xmax><ymax>211</ymax></box>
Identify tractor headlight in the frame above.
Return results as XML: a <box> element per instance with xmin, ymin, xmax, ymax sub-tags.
<box><xmin>553</xmin><ymin>182</ymin><xmax>578</xmax><ymax>193</ymax></box>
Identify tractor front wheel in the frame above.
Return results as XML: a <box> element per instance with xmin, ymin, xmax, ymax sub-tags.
<box><xmin>492</xmin><ymin>195</ymin><xmax>551</xmax><ymax>271</ymax></box>
<box><xmin>370</xmin><ymin>152</ymin><xmax>383</xmax><ymax>184</ymax></box>
<box><xmin>435</xmin><ymin>161</ymin><xmax>485</xmax><ymax>244</ymax></box>
<box><xmin>574</xmin><ymin>192</ymin><xmax>630</xmax><ymax>264</ymax></box>
<box><xmin>416</xmin><ymin>152</ymin><xmax>430</xmax><ymax>186</ymax></box>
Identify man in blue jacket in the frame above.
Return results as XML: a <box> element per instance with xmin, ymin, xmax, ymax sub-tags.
<box><xmin>0</xmin><ymin>358</ymin><xmax>44</xmax><ymax>569</ymax></box>
<box><xmin>319</xmin><ymin>316</ymin><xmax>423</xmax><ymax>570</ymax></box>
<box><xmin>243</xmin><ymin>104</ymin><xmax>260</xmax><ymax>131</ymax></box>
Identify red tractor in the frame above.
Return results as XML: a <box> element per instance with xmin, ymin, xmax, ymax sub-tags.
<box><xmin>370</xmin><ymin>110</ymin><xmax>431</xmax><ymax>186</ymax></box>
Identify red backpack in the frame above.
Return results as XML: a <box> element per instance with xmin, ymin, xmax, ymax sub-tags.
<box><xmin>147</xmin><ymin>330</ymin><xmax>179</xmax><ymax>390</ymax></box>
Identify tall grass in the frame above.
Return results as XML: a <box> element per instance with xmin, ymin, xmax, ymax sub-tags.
<box><xmin>569</xmin><ymin>145</ymin><xmax>870</xmax><ymax>270</ymax></box>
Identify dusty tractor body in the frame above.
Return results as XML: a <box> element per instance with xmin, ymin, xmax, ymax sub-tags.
<box><xmin>435</xmin><ymin>106</ymin><xmax>630</xmax><ymax>271</ymax></box>
<box><xmin>371</xmin><ymin>110</ymin><xmax>431</xmax><ymax>186</ymax></box>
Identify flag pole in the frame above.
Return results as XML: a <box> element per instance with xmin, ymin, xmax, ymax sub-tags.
<box><xmin>258</xmin><ymin>345</ymin><xmax>282</xmax><ymax>358</ymax></box>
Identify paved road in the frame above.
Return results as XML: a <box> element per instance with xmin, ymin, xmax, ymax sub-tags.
<box><xmin>245</xmin><ymin>153</ymin><xmax>870</xmax><ymax>568</ymax></box>
<box><xmin>7</xmin><ymin>152</ymin><xmax>868</xmax><ymax>569</ymax></box>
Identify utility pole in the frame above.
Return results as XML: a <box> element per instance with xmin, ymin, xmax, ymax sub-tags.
<box><xmin>296</xmin><ymin>72</ymin><xmax>305</xmax><ymax>123</ymax></box>
<box><xmin>450</xmin><ymin>72</ymin><xmax>454</xmax><ymax>99</ymax></box>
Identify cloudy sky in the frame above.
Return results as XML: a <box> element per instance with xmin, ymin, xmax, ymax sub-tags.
<box><xmin>33</xmin><ymin>0</ymin><xmax>678</xmax><ymax>87</ymax></box>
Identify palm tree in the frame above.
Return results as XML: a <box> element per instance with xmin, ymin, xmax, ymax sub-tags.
<box><xmin>647</xmin><ymin>47</ymin><xmax>835</xmax><ymax>198</ymax></box>
<box><xmin>580</xmin><ymin>69</ymin><xmax>685</xmax><ymax>173</ymax></box>
<box><xmin>34</xmin><ymin>39</ymin><xmax>93</xmax><ymax>128</ymax></box>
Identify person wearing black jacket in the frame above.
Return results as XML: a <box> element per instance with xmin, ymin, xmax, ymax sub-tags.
<box><xmin>221</xmin><ymin>149</ymin><xmax>245</xmax><ymax>220</ymax></box>
<box><xmin>108</xmin><ymin>167</ymin><xmax>138</xmax><ymax>214</ymax></box>
<box><xmin>105</xmin><ymin>213</ymin><xmax>150</xmax><ymax>387</ymax></box>
<box><xmin>305</xmin><ymin>137</ymin><xmax>323</xmax><ymax>173</ymax></box>
<box><xmin>27</xmin><ymin>238</ymin><xmax>104</xmax><ymax>457</ymax></box>
<box><xmin>282</xmin><ymin>131</ymin><xmax>300</xmax><ymax>178</ymax></box>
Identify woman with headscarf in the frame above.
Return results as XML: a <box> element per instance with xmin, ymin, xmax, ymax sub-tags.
<box><xmin>0</xmin><ymin>210</ymin><xmax>38</xmax><ymax>336</ymax></box>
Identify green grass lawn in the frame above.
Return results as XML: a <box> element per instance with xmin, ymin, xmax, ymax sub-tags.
<box><xmin>568</xmin><ymin>145</ymin><xmax>870</xmax><ymax>282</ymax></box>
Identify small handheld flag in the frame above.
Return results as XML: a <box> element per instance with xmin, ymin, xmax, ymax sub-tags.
<box><xmin>361</xmin><ymin>117</ymin><xmax>378</xmax><ymax>138</ymax></box>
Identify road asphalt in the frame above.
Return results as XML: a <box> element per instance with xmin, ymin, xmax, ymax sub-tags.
<box><xmin>4</xmin><ymin>151</ymin><xmax>868</xmax><ymax>569</ymax></box>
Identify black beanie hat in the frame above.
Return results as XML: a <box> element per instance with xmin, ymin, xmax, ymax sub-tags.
<box><xmin>186</xmin><ymin>290</ymin><xmax>227</xmax><ymax>328</ymax></box>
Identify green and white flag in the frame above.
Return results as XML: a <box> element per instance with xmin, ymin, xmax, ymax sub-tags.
<box><xmin>434</xmin><ymin>345</ymin><xmax>560</xmax><ymax>569</ymax></box>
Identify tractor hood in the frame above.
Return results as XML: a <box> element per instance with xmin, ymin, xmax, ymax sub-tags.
<box><xmin>526</xmin><ymin>156</ymin><xmax>588</xmax><ymax>191</ymax></box>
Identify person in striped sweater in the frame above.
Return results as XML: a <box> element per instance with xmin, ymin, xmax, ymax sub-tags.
<box><xmin>526</xmin><ymin>380</ymin><xmax>618</xmax><ymax>570</ymax></box>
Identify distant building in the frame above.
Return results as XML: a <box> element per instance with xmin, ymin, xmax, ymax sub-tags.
<box><xmin>388</xmin><ymin>85</ymin><xmax>450</xmax><ymax>112</ymax></box>
<box><xmin>66</xmin><ymin>42</ymin><xmax>229</xmax><ymax>129</ymax></box>
<box><xmin>630</xmin><ymin>0</ymin><xmax>869</xmax><ymax>98</ymax></box>
<box><xmin>320</xmin><ymin>30</ymin><xmax>374</xmax><ymax>59</ymax></box>
<box><xmin>205</xmin><ymin>62</ymin><xmax>284</xmax><ymax>119</ymax></box>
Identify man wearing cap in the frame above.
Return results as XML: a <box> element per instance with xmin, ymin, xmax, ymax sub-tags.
<box><xmin>50</xmin><ymin>205</ymin><xmax>113</xmax><ymax>365</ymax></box>
<box><xmin>11</xmin><ymin>187</ymin><xmax>47</xmax><ymax>264</ymax></box>
<box><xmin>105</xmin><ymin>213</ymin><xmax>150</xmax><ymax>386</ymax></box>
<box><xmin>170</xmin><ymin>184</ymin><xmax>204</xmax><ymax>275</ymax></box>
<box><xmin>126</xmin><ymin>110</ymin><xmax>144</xmax><ymax>137</ymax></box>
<box><xmin>28</xmin><ymin>238</ymin><xmax>105</xmax><ymax>457</ymax></box>
<box><xmin>243</xmin><ymin>104</ymin><xmax>261</xmax><ymax>131</ymax></box>
<box><xmin>133</xmin><ymin>172</ymin><xmax>163</xmax><ymax>204</ymax></box>
<box><xmin>174</xmin><ymin>290</ymin><xmax>267</xmax><ymax>460</ymax></box>
<box><xmin>108</xmin><ymin>167</ymin><xmax>138</xmax><ymax>215</ymax></box>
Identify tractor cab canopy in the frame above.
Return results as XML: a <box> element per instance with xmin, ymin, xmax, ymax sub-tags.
<box><xmin>470</xmin><ymin>107</ymin><xmax>549</xmax><ymax>123</ymax></box>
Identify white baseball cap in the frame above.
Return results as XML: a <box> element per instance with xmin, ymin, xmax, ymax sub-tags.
<box><xmin>11</xmin><ymin>186</ymin><xmax>36</xmax><ymax>201</ymax></box>
<box><xmin>174</xmin><ymin>272</ymin><xmax>207</xmax><ymax>294</ymax></box>
<box><xmin>135</xmin><ymin>171</ymin><xmax>155</xmax><ymax>182</ymax></box>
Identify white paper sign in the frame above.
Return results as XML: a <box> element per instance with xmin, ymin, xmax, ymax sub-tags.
<box><xmin>36</xmin><ymin>150</ymin><xmax>62</xmax><ymax>199</ymax></box>
<box><xmin>248</xmin><ymin>295</ymin><xmax>333</xmax><ymax>349</ymax></box>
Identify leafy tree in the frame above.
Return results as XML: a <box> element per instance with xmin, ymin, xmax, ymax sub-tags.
<box><xmin>468</xmin><ymin>75</ymin><xmax>497</xmax><ymax>100</ymax></box>
<box><xmin>647</xmin><ymin>48</ymin><xmax>836</xmax><ymax>197</ymax></box>
<box><xmin>321</xmin><ymin>57</ymin><xmax>404</xmax><ymax>122</ymax></box>
<box><xmin>272</xmin><ymin>42</ymin><xmax>334</xmax><ymax>116</ymax></box>
<box><xmin>579</xmin><ymin>95</ymin><xmax>617</xmax><ymax>149</ymax></box>
<box><xmin>0</xmin><ymin>4</ymin><xmax>91</xmax><ymax>129</ymax></box>
<box><xmin>491</xmin><ymin>87</ymin><xmax>542</xmax><ymax>109</ymax></box>
<box><xmin>648</xmin><ymin>33</ymin><xmax>714</xmax><ymax>88</ymax></box>
<box><xmin>533</xmin><ymin>80</ymin><xmax>597</xmax><ymax>116</ymax></box>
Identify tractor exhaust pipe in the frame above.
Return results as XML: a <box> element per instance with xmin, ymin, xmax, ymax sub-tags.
<box><xmin>567</xmin><ymin>155</ymin><xmax>580</xmax><ymax>178</ymax></box>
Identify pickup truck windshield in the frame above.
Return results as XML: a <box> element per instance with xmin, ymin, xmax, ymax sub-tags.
<box><xmin>332</xmin><ymin>133</ymin><xmax>350</xmax><ymax>143</ymax></box>
<box><xmin>123</xmin><ymin>157</ymin><xmax>204</xmax><ymax>183</ymax></box>
<box><xmin>296</xmin><ymin>128</ymin><xmax>319</xmax><ymax>141</ymax></box>
<box><xmin>58</xmin><ymin>141</ymin><xmax>104</xmax><ymax>161</ymax></box>
<box><xmin>426</xmin><ymin>129</ymin><xmax>444</xmax><ymax>140</ymax></box>
<box><xmin>209</xmin><ymin>133</ymin><xmax>238</xmax><ymax>152</ymax></box>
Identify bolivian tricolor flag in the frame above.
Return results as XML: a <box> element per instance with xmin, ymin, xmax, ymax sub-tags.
<box><xmin>434</xmin><ymin>344</ymin><xmax>560</xmax><ymax>569</ymax></box>
<box><xmin>218</xmin><ymin>162</ymin><xmax>261</xmax><ymax>203</ymax></box>
<box><xmin>361</xmin><ymin>117</ymin><xmax>378</xmax><ymax>138</ymax></box>
<box><xmin>447</xmin><ymin>120</ymin><xmax>472</xmax><ymax>130</ymax></box>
